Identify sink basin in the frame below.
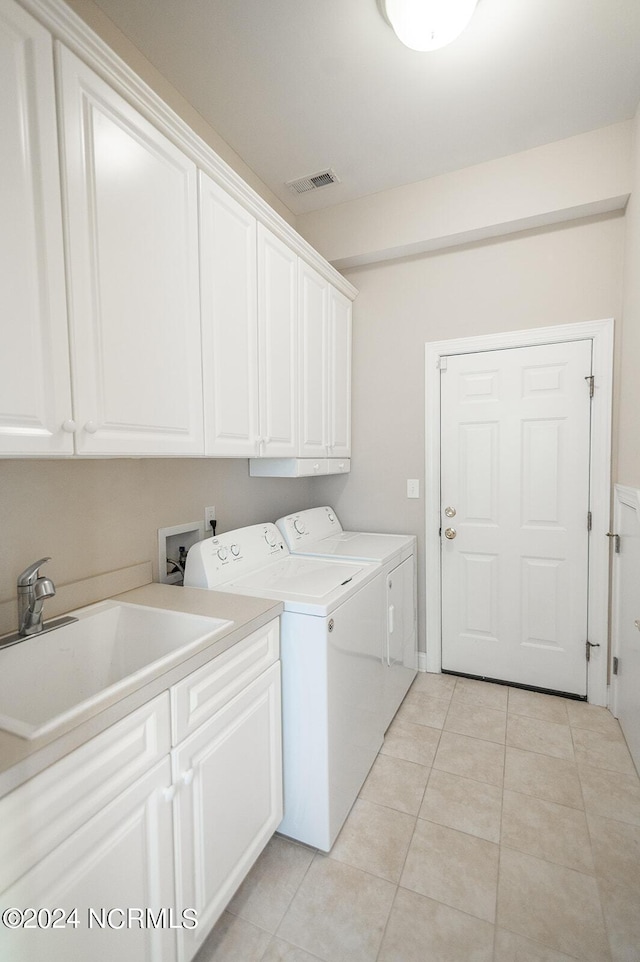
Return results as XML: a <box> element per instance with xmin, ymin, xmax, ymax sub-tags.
<box><xmin>0</xmin><ymin>601</ymin><xmax>232</xmax><ymax>740</ymax></box>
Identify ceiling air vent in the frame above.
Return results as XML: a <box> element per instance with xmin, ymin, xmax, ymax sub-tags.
<box><xmin>286</xmin><ymin>168</ymin><xmax>340</xmax><ymax>195</ymax></box>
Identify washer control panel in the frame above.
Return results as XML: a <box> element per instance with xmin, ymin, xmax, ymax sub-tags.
<box><xmin>276</xmin><ymin>506</ymin><xmax>342</xmax><ymax>547</ymax></box>
<box><xmin>184</xmin><ymin>523</ymin><xmax>287</xmax><ymax>588</ymax></box>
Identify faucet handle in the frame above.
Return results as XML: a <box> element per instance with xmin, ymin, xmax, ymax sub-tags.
<box><xmin>17</xmin><ymin>557</ymin><xmax>51</xmax><ymax>588</ymax></box>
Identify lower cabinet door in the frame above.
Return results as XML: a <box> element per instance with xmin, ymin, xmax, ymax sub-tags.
<box><xmin>172</xmin><ymin>663</ymin><xmax>283</xmax><ymax>962</ymax></box>
<box><xmin>0</xmin><ymin>758</ymin><xmax>177</xmax><ymax>962</ymax></box>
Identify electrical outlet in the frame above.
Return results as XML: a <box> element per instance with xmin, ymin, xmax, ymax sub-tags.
<box><xmin>204</xmin><ymin>506</ymin><xmax>216</xmax><ymax>534</ymax></box>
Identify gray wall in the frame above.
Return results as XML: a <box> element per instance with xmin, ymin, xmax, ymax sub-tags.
<box><xmin>314</xmin><ymin>213</ymin><xmax>626</xmax><ymax>655</ymax></box>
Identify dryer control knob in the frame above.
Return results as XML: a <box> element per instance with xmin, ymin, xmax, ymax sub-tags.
<box><xmin>294</xmin><ymin>519</ymin><xmax>306</xmax><ymax>535</ymax></box>
<box><xmin>230</xmin><ymin>544</ymin><xmax>240</xmax><ymax>557</ymax></box>
<box><xmin>217</xmin><ymin>547</ymin><xmax>228</xmax><ymax>561</ymax></box>
<box><xmin>264</xmin><ymin>529</ymin><xmax>277</xmax><ymax>547</ymax></box>
<box><xmin>327</xmin><ymin>512</ymin><xmax>335</xmax><ymax>523</ymax></box>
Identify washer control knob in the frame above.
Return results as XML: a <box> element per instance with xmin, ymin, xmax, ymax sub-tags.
<box><xmin>264</xmin><ymin>529</ymin><xmax>277</xmax><ymax>547</ymax></box>
<box><xmin>327</xmin><ymin>512</ymin><xmax>335</xmax><ymax>523</ymax></box>
<box><xmin>294</xmin><ymin>519</ymin><xmax>306</xmax><ymax>535</ymax></box>
<box><xmin>217</xmin><ymin>547</ymin><xmax>228</xmax><ymax>561</ymax></box>
<box><xmin>231</xmin><ymin>544</ymin><xmax>240</xmax><ymax>557</ymax></box>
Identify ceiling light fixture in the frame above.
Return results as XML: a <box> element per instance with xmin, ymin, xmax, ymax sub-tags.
<box><xmin>381</xmin><ymin>0</ymin><xmax>479</xmax><ymax>52</ymax></box>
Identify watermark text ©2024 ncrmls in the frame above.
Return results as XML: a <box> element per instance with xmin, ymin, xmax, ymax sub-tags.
<box><xmin>1</xmin><ymin>906</ymin><xmax>198</xmax><ymax>930</ymax></box>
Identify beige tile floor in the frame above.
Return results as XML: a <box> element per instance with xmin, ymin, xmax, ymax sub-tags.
<box><xmin>194</xmin><ymin>674</ymin><xmax>640</xmax><ymax>962</ymax></box>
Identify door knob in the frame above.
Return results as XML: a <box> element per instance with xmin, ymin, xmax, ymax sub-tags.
<box><xmin>444</xmin><ymin>506</ymin><xmax>456</xmax><ymax>518</ymax></box>
<box><xmin>444</xmin><ymin>527</ymin><xmax>457</xmax><ymax>540</ymax></box>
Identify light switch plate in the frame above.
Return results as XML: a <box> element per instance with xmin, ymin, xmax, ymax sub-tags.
<box><xmin>407</xmin><ymin>479</ymin><xmax>420</xmax><ymax>499</ymax></box>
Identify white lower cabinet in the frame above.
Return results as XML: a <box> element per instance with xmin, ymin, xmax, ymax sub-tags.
<box><xmin>172</xmin><ymin>662</ymin><xmax>282</xmax><ymax>961</ymax></box>
<box><xmin>0</xmin><ymin>619</ymin><xmax>282</xmax><ymax>962</ymax></box>
<box><xmin>1</xmin><ymin>757</ymin><xmax>177</xmax><ymax>962</ymax></box>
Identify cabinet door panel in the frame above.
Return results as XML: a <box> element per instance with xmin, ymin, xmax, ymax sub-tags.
<box><xmin>173</xmin><ymin>664</ymin><xmax>282</xmax><ymax>959</ymax></box>
<box><xmin>257</xmin><ymin>226</ymin><xmax>297</xmax><ymax>457</ymax></box>
<box><xmin>298</xmin><ymin>262</ymin><xmax>327</xmax><ymax>457</ymax></box>
<box><xmin>328</xmin><ymin>286</ymin><xmax>352</xmax><ymax>458</ymax></box>
<box><xmin>200</xmin><ymin>172</ymin><xmax>259</xmax><ymax>456</ymax></box>
<box><xmin>58</xmin><ymin>47</ymin><xmax>203</xmax><ymax>455</ymax></box>
<box><xmin>0</xmin><ymin>693</ymin><xmax>170</xmax><ymax>892</ymax></box>
<box><xmin>0</xmin><ymin>758</ymin><xmax>176</xmax><ymax>962</ymax></box>
<box><xmin>0</xmin><ymin>0</ymin><xmax>73</xmax><ymax>454</ymax></box>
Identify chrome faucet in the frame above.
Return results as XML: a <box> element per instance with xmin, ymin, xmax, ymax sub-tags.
<box><xmin>17</xmin><ymin>558</ymin><xmax>57</xmax><ymax>636</ymax></box>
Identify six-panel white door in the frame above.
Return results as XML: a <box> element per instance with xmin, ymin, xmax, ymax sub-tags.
<box><xmin>0</xmin><ymin>0</ymin><xmax>74</xmax><ymax>455</ymax></box>
<box><xmin>440</xmin><ymin>340</ymin><xmax>593</xmax><ymax>696</ymax></box>
<box><xmin>58</xmin><ymin>47</ymin><xmax>203</xmax><ymax>456</ymax></box>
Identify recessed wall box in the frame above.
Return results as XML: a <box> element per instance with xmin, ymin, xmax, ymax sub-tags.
<box><xmin>157</xmin><ymin>521</ymin><xmax>205</xmax><ymax>584</ymax></box>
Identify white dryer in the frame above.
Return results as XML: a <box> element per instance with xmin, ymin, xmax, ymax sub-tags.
<box><xmin>184</xmin><ymin>522</ymin><xmax>386</xmax><ymax>852</ymax></box>
<box><xmin>276</xmin><ymin>506</ymin><xmax>418</xmax><ymax>728</ymax></box>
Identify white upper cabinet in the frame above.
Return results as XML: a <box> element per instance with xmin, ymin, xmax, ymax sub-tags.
<box><xmin>327</xmin><ymin>285</ymin><xmax>352</xmax><ymax>458</ymax></box>
<box><xmin>0</xmin><ymin>0</ymin><xmax>73</xmax><ymax>455</ymax></box>
<box><xmin>0</xmin><ymin>0</ymin><xmax>355</xmax><ymax>461</ymax></box>
<box><xmin>58</xmin><ymin>46</ymin><xmax>204</xmax><ymax>456</ymax></box>
<box><xmin>200</xmin><ymin>177</ymin><xmax>298</xmax><ymax>458</ymax></box>
<box><xmin>257</xmin><ymin>225</ymin><xmax>298</xmax><ymax>458</ymax></box>
<box><xmin>200</xmin><ymin>172</ymin><xmax>259</xmax><ymax>456</ymax></box>
<box><xmin>298</xmin><ymin>262</ymin><xmax>352</xmax><ymax>459</ymax></box>
<box><xmin>298</xmin><ymin>261</ymin><xmax>328</xmax><ymax>458</ymax></box>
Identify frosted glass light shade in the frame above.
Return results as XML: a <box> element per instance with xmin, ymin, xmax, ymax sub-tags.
<box><xmin>383</xmin><ymin>0</ymin><xmax>479</xmax><ymax>51</ymax></box>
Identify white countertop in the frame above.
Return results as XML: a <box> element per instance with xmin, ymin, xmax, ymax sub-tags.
<box><xmin>0</xmin><ymin>583</ymin><xmax>282</xmax><ymax>798</ymax></box>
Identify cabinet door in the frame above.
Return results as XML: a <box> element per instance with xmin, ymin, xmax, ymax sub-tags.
<box><xmin>257</xmin><ymin>226</ymin><xmax>297</xmax><ymax>457</ymax></box>
<box><xmin>200</xmin><ymin>172</ymin><xmax>259</xmax><ymax>456</ymax></box>
<box><xmin>298</xmin><ymin>261</ymin><xmax>328</xmax><ymax>457</ymax></box>
<box><xmin>0</xmin><ymin>0</ymin><xmax>73</xmax><ymax>455</ymax></box>
<box><xmin>327</xmin><ymin>285</ymin><xmax>352</xmax><ymax>458</ymax></box>
<box><xmin>0</xmin><ymin>758</ymin><xmax>177</xmax><ymax>962</ymax></box>
<box><xmin>172</xmin><ymin>663</ymin><xmax>282</xmax><ymax>960</ymax></box>
<box><xmin>384</xmin><ymin>556</ymin><xmax>418</xmax><ymax>729</ymax></box>
<box><xmin>58</xmin><ymin>47</ymin><xmax>203</xmax><ymax>456</ymax></box>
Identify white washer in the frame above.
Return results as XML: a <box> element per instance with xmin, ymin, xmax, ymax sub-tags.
<box><xmin>184</xmin><ymin>522</ymin><xmax>387</xmax><ymax>852</ymax></box>
<box><xmin>276</xmin><ymin>506</ymin><xmax>418</xmax><ymax>727</ymax></box>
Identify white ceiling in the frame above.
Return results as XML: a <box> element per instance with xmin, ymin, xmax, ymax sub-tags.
<box><xmin>92</xmin><ymin>0</ymin><xmax>640</xmax><ymax>216</ymax></box>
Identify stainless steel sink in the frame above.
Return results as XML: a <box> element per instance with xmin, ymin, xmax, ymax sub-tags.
<box><xmin>0</xmin><ymin>600</ymin><xmax>232</xmax><ymax>740</ymax></box>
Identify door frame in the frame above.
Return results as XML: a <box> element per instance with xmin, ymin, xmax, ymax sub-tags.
<box><xmin>424</xmin><ymin>318</ymin><xmax>614</xmax><ymax>706</ymax></box>
<box><xmin>609</xmin><ymin>483</ymin><xmax>640</xmax><ymax>719</ymax></box>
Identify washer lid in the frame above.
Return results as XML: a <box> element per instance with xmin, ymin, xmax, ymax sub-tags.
<box><xmin>228</xmin><ymin>556</ymin><xmax>365</xmax><ymax>599</ymax></box>
<box><xmin>290</xmin><ymin>531</ymin><xmax>415</xmax><ymax>564</ymax></box>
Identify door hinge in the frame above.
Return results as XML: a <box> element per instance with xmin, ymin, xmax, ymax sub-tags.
<box><xmin>587</xmin><ymin>510</ymin><xmax>592</xmax><ymax>532</ymax></box>
<box><xmin>606</xmin><ymin>532</ymin><xmax>621</xmax><ymax>553</ymax></box>
<box><xmin>586</xmin><ymin>640</ymin><xmax>601</xmax><ymax>662</ymax></box>
<box><xmin>438</xmin><ymin>356</ymin><xmax>448</xmax><ymax>371</ymax></box>
<box><xmin>585</xmin><ymin>375</ymin><xmax>595</xmax><ymax>398</ymax></box>
<box><xmin>612</xmin><ymin>655</ymin><xmax>619</xmax><ymax>675</ymax></box>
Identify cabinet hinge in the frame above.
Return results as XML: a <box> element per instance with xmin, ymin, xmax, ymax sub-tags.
<box><xmin>587</xmin><ymin>510</ymin><xmax>592</xmax><ymax>532</ymax></box>
<box><xmin>585</xmin><ymin>640</ymin><xmax>601</xmax><ymax>662</ymax></box>
<box><xmin>612</xmin><ymin>656</ymin><xmax>619</xmax><ymax>675</ymax></box>
<box><xmin>585</xmin><ymin>375</ymin><xmax>595</xmax><ymax>398</ymax></box>
<box><xmin>606</xmin><ymin>532</ymin><xmax>621</xmax><ymax>553</ymax></box>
